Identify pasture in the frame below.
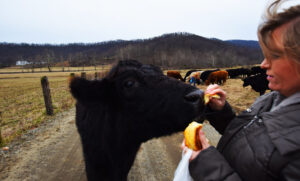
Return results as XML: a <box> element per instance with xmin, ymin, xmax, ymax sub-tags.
<box><xmin>0</xmin><ymin>66</ymin><xmax>111</xmax><ymax>146</ymax></box>
<box><xmin>0</xmin><ymin>66</ymin><xmax>263</xmax><ymax>147</ymax></box>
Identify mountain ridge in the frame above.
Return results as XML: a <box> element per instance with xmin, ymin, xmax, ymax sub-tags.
<box><xmin>0</xmin><ymin>32</ymin><xmax>263</xmax><ymax>69</ymax></box>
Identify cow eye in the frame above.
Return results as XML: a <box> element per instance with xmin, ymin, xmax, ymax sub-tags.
<box><xmin>124</xmin><ymin>80</ymin><xmax>135</xmax><ymax>88</ymax></box>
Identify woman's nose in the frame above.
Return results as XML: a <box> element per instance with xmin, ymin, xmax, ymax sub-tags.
<box><xmin>260</xmin><ymin>58</ymin><xmax>270</xmax><ymax>69</ymax></box>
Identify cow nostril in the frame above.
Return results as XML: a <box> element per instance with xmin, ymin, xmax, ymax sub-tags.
<box><xmin>185</xmin><ymin>89</ymin><xmax>204</xmax><ymax>103</ymax></box>
<box><xmin>185</xmin><ymin>94</ymin><xmax>199</xmax><ymax>102</ymax></box>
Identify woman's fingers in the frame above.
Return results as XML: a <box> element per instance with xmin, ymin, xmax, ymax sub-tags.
<box><xmin>205</xmin><ymin>84</ymin><xmax>226</xmax><ymax>111</ymax></box>
<box><xmin>190</xmin><ymin>150</ymin><xmax>200</xmax><ymax>161</ymax></box>
<box><xmin>205</xmin><ymin>84</ymin><xmax>226</xmax><ymax>99</ymax></box>
<box><xmin>180</xmin><ymin>127</ymin><xmax>212</xmax><ymax>161</ymax></box>
<box><xmin>189</xmin><ymin>130</ymin><xmax>209</xmax><ymax>161</ymax></box>
<box><xmin>206</xmin><ymin>84</ymin><xmax>220</xmax><ymax>92</ymax></box>
<box><xmin>199</xmin><ymin>130</ymin><xmax>210</xmax><ymax>149</ymax></box>
<box><xmin>181</xmin><ymin>139</ymin><xmax>185</xmax><ymax>149</ymax></box>
<box><xmin>181</xmin><ymin>139</ymin><xmax>188</xmax><ymax>154</ymax></box>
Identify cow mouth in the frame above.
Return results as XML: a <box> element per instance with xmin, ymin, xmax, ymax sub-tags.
<box><xmin>184</xmin><ymin>89</ymin><xmax>206</xmax><ymax>121</ymax></box>
<box><xmin>184</xmin><ymin>89</ymin><xmax>204</xmax><ymax>105</ymax></box>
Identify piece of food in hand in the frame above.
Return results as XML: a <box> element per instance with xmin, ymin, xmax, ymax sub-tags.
<box><xmin>204</xmin><ymin>93</ymin><xmax>220</xmax><ymax>105</ymax></box>
<box><xmin>184</xmin><ymin>121</ymin><xmax>203</xmax><ymax>151</ymax></box>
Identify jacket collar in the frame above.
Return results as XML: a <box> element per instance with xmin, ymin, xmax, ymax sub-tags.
<box><xmin>260</xmin><ymin>91</ymin><xmax>300</xmax><ymax>155</ymax></box>
<box><xmin>271</xmin><ymin>91</ymin><xmax>300</xmax><ymax>112</ymax></box>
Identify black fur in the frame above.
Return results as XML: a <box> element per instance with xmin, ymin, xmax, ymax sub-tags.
<box><xmin>243</xmin><ymin>73</ymin><xmax>269</xmax><ymax>95</ymax></box>
<box><xmin>70</xmin><ymin>60</ymin><xmax>205</xmax><ymax>181</ymax></box>
<box><xmin>200</xmin><ymin>69</ymin><xmax>220</xmax><ymax>82</ymax></box>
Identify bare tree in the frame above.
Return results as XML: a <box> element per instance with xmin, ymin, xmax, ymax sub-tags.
<box><xmin>44</xmin><ymin>49</ymin><xmax>54</xmax><ymax>72</ymax></box>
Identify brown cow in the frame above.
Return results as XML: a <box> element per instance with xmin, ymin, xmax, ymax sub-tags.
<box><xmin>205</xmin><ymin>70</ymin><xmax>228</xmax><ymax>85</ymax></box>
<box><xmin>187</xmin><ymin>71</ymin><xmax>203</xmax><ymax>86</ymax></box>
<box><xmin>167</xmin><ymin>70</ymin><xmax>184</xmax><ymax>81</ymax></box>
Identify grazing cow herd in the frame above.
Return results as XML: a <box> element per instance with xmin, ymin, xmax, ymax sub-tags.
<box><xmin>167</xmin><ymin>65</ymin><xmax>269</xmax><ymax>95</ymax></box>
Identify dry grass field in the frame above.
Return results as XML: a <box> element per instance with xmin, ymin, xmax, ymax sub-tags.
<box><xmin>0</xmin><ymin>66</ymin><xmax>111</xmax><ymax>146</ymax></box>
<box><xmin>0</xmin><ymin>66</ymin><xmax>263</xmax><ymax>147</ymax></box>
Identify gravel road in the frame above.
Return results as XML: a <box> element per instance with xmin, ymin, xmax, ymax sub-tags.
<box><xmin>0</xmin><ymin>108</ymin><xmax>221</xmax><ymax>181</ymax></box>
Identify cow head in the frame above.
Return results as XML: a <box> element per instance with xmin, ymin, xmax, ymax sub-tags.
<box><xmin>70</xmin><ymin>60</ymin><xmax>207</xmax><ymax>180</ymax></box>
<box><xmin>242</xmin><ymin>77</ymin><xmax>251</xmax><ymax>87</ymax></box>
<box><xmin>70</xmin><ymin>60</ymin><xmax>205</xmax><ymax>139</ymax></box>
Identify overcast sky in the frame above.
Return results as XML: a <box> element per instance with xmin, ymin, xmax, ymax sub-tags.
<box><xmin>0</xmin><ymin>0</ymin><xmax>275</xmax><ymax>44</ymax></box>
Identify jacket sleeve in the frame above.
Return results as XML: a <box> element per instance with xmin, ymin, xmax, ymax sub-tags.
<box><xmin>189</xmin><ymin>146</ymin><xmax>242</xmax><ymax>181</ymax></box>
<box><xmin>205</xmin><ymin>102</ymin><xmax>236</xmax><ymax>135</ymax></box>
<box><xmin>280</xmin><ymin>157</ymin><xmax>300</xmax><ymax>181</ymax></box>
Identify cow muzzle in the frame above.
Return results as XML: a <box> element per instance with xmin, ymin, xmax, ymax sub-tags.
<box><xmin>184</xmin><ymin>89</ymin><xmax>204</xmax><ymax>105</ymax></box>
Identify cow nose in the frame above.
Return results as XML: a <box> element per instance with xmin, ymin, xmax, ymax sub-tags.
<box><xmin>184</xmin><ymin>89</ymin><xmax>204</xmax><ymax>104</ymax></box>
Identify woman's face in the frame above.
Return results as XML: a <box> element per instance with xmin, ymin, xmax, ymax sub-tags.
<box><xmin>260</xmin><ymin>23</ymin><xmax>300</xmax><ymax>97</ymax></box>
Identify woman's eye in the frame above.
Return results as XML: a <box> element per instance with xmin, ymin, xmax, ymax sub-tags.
<box><xmin>124</xmin><ymin>80</ymin><xmax>135</xmax><ymax>88</ymax></box>
<box><xmin>270</xmin><ymin>53</ymin><xmax>281</xmax><ymax>59</ymax></box>
<box><xmin>266</xmin><ymin>54</ymin><xmax>279</xmax><ymax>61</ymax></box>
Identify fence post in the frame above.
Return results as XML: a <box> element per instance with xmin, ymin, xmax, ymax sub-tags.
<box><xmin>41</xmin><ymin>76</ymin><xmax>54</xmax><ymax>115</ymax></box>
<box><xmin>0</xmin><ymin>111</ymin><xmax>3</xmax><ymax>146</ymax></box>
<box><xmin>69</xmin><ymin>73</ymin><xmax>75</xmax><ymax>78</ymax></box>
<box><xmin>68</xmin><ymin>73</ymin><xmax>75</xmax><ymax>83</ymax></box>
<box><xmin>81</xmin><ymin>72</ymin><xmax>86</xmax><ymax>79</ymax></box>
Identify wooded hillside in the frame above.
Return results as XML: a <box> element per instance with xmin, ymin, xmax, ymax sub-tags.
<box><xmin>0</xmin><ymin>32</ymin><xmax>263</xmax><ymax>69</ymax></box>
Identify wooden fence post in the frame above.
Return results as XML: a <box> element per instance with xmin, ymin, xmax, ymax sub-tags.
<box><xmin>81</xmin><ymin>72</ymin><xmax>86</xmax><ymax>79</ymax></box>
<box><xmin>69</xmin><ymin>73</ymin><xmax>75</xmax><ymax>78</ymax></box>
<box><xmin>0</xmin><ymin>111</ymin><xmax>3</xmax><ymax>146</ymax></box>
<box><xmin>41</xmin><ymin>76</ymin><xmax>54</xmax><ymax>115</ymax></box>
<box><xmin>68</xmin><ymin>73</ymin><xmax>75</xmax><ymax>83</ymax></box>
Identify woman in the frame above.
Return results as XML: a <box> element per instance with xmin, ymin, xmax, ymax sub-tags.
<box><xmin>183</xmin><ymin>1</ymin><xmax>300</xmax><ymax>180</ymax></box>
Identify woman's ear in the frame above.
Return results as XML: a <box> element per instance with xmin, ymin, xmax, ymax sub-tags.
<box><xmin>70</xmin><ymin>77</ymin><xmax>109</xmax><ymax>106</ymax></box>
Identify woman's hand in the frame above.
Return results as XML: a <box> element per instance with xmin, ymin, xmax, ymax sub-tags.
<box><xmin>181</xmin><ymin>130</ymin><xmax>211</xmax><ymax>161</ymax></box>
<box><xmin>205</xmin><ymin>84</ymin><xmax>226</xmax><ymax>111</ymax></box>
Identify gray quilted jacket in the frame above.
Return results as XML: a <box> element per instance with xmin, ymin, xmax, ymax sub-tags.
<box><xmin>189</xmin><ymin>91</ymin><xmax>300</xmax><ymax>181</ymax></box>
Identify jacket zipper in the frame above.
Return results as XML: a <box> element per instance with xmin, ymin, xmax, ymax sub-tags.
<box><xmin>244</xmin><ymin>115</ymin><xmax>259</xmax><ymax>129</ymax></box>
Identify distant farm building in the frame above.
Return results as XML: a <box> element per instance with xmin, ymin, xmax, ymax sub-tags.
<box><xmin>16</xmin><ymin>60</ymin><xmax>30</xmax><ymax>66</ymax></box>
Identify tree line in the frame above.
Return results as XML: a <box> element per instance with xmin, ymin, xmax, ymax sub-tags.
<box><xmin>0</xmin><ymin>32</ymin><xmax>264</xmax><ymax>69</ymax></box>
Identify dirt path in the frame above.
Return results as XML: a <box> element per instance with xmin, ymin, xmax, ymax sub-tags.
<box><xmin>0</xmin><ymin>108</ymin><xmax>221</xmax><ymax>181</ymax></box>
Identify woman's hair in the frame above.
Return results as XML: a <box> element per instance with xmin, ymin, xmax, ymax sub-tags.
<box><xmin>258</xmin><ymin>0</ymin><xmax>300</xmax><ymax>63</ymax></box>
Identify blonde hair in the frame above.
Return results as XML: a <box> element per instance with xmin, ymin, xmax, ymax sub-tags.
<box><xmin>258</xmin><ymin>0</ymin><xmax>300</xmax><ymax>63</ymax></box>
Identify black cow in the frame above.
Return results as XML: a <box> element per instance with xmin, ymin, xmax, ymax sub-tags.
<box><xmin>70</xmin><ymin>60</ymin><xmax>205</xmax><ymax>181</ymax></box>
<box><xmin>239</xmin><ymin>68</ymin><xmax>252</xmax><ymax>78</ymax></box>
<box><xmin>242</xmin><ymin>73</ymin><xmax>270</xmax><ymax>95</ymax></box>
<box><xmin>226</xmin><ymin>68</ymin><xmax>240</xmax><ymax>78</ymax></box>
<box><xmin>227</xmin><ymin>68</ymin><xmax>253</xmax><ymax>78</ymax></box>
<box><xmin>251</xmin><ymin>66</ymin><xmax>266</xmax><ymax>75</ymax></box>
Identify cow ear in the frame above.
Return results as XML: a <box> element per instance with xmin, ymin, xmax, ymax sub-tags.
<box><xmin>70</xmin><ymin>77</ymin><xmax>108</xmax><ymax>105</ymax></box>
